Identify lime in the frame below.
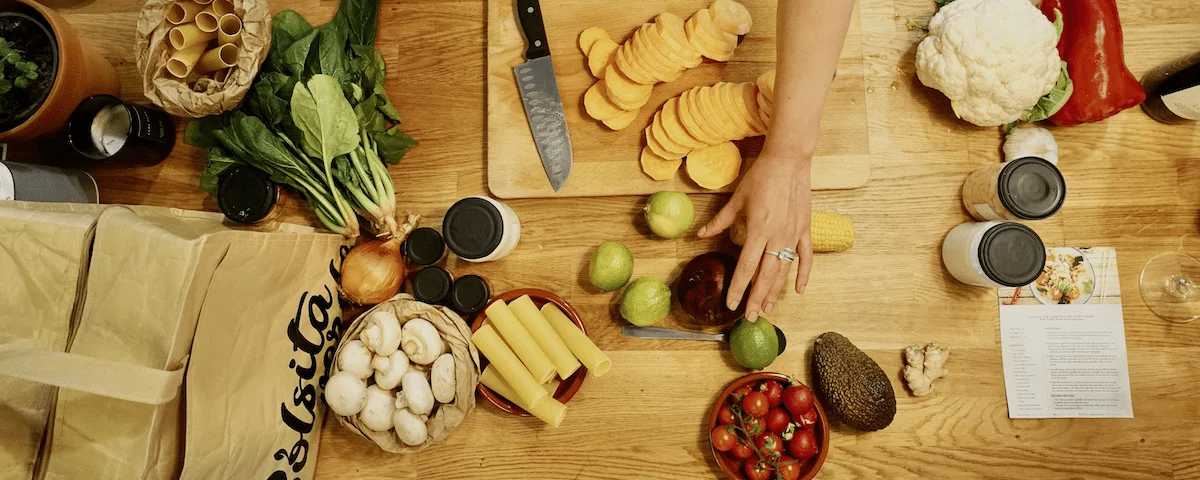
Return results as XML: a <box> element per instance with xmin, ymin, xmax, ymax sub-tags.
<box><xmin>729</xmin><ymin>317</ymin><xmax>779</xmax><ymax>370</ymax></box>
<box><xmin>620</xmin><ymin>277</ymin><xmax>672</xmax><ymax>326</ymax></box>
<box><xmin>644</xmin><ymin>192</ymin><xmax>695</xmax><ymax>239</ymax></box>
<box><xmin>589</xmin><ymin>241</ymin><xmax>634</xmax><ymax>291</ymax></box>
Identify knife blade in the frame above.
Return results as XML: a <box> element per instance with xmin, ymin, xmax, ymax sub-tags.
<box><xmin>621</xmin><ymin>326</ymin><xmax>728</xmax><ymax>342</ymax></box>
<box><xmin>513</xmin><ymin>0</ymin><xmax>572</xmax><ymax>192</ymax></box>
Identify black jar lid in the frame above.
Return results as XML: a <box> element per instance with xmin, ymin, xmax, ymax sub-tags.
<box><xmin>443</xmin><ymin>197</ymin><xmax>504</xmax><ymax>260</ymax></box>
<box><xmin>412</xmin><ymin>266</ymin><xmax>453</xmax><ymax>305</ymax></box>
<box><xmin>404</xmin><ymin>227</ymin><xmax>445</xmax><ymax>266</ymax></box>
<box><xmin>998</xmin><ymin>157</ymin><xmax>1066</xmax><ymax>220</ymax></box>
<box><xmin>449</xmin><ymin>274</ymin><xmax>491</xmax><ymax>315</ymax></box>
<box><xmin>218</xmin><ymin>166</ymin><xmax>278</xmax><ymax>225</ymax></box>
<box><xmin>978</xmin><ymin>222</ymin><xmax>1046</xmax><ymax>287</ymax></box>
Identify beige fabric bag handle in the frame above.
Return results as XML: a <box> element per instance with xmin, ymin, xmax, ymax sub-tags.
<box><xmin>0</xmin><ymin>342</ymin><xmax>186</xmax><ymax>405</ymax></box>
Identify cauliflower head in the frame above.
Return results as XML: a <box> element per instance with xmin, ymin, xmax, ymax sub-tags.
<box><xmin>916</xmin><ymin>0</ymin><xmax>1061</xmax><ymax>126</ymax></box>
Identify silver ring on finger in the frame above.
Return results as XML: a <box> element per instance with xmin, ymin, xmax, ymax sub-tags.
<box><xmin>765</xmin><ymin>250</ymin><xmax>797</xmax><ymax>263</ymax></box>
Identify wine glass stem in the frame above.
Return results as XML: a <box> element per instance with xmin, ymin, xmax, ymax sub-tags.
<box><xmin>1166</xmin><ymin>276</ymin><xmax>1194</xmax><ymax>299</ymax></box>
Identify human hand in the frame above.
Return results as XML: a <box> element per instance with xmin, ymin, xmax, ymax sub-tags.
<box><xmin>697</xmin><ymin>147</ymin><xmax>813</xmax><ymax>322</ymax></box>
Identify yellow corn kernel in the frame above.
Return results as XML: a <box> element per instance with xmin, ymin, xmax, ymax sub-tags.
<box><xmin>810</xmin><ymin>210</ymin><xmax>854</xmax><ymax>253</ymax></box>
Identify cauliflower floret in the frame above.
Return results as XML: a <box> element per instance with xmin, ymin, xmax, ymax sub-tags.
<box><xmin>916</xmin><ymin>0</ymin><xmax>1062</xmax><ymax>126</ymax></box>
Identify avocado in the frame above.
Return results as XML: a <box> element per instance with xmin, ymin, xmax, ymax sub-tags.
<box><xmin>811</xmin><ymin>332</ymin><xmax>896</xmax><ymax>431</ymax></box>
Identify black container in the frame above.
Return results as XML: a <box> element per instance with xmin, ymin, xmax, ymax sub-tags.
<box><xmin>412</xmin><ymin>266</ymin><xmax>453</xmax><ymax>305</ymax></box>
<box><xmin>218</xmin><ymin>166</ymin><xmax>280</xmax><ymax>225</ymax></box>
<box><xmin>449</xmin><ymin>274</ymin><xmax>491</xmax><ymax>315</ymax></box>
<box><xmin>67</xmin><ymin>95</ymin><xmax>175</xmax><ymax>165</ymax></box>
<box><xmin>404</xmin><ymin>227</ymin><xmax>446</xmax><ymax>266</ymax></box>
<box><xmin>978</xmin><ymin>222</ymin><xmax>1046</xmax><ymax>288</ymax></box>
<box><xmin>443</xmin><ymin>197</ymin><xmax>505</xmax><ymax>261</ymax></box>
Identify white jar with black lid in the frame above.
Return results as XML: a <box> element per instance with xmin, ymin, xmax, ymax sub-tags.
<box><xmin>961</xmin><ymin>157</ymin><xmax>1066</xmax><ymax>222</ymax></box>
<box><xmin>942</xmin><ymin>221</ymin><xmax>1046</xmax><ymax>288</ymax></box>
<box><xmin>442</xmin><ymin>196</ymin><xmax>521</xmax><ymax>263</ymax></box>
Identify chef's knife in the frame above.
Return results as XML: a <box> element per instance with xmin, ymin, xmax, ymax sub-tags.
<box><xmin>621</xmin><ymin>325</ymin><xmax>788</xmax><ymax>355</ymax></box>
<box><xmin>513</xmin><ymin>0</ymin><xmax>572</xmax><ymax>192</ymax></box>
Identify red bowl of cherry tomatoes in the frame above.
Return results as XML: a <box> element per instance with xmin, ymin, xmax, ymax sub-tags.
<box><xmin>708</xmin><ymin>372</ymin><xmax>830</xmax><ymax>480</ymax></box>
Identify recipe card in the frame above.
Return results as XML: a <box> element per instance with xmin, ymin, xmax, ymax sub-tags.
<box><xmin>997</xmin><ymin>247</ymin><xmax>1134</xmax><ymax>419</ymax></box>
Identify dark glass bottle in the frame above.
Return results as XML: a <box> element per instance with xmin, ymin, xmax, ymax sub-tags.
<box><xmin>1141</xmin><ymin>51</ymin><xmax>1200</xmax><ymax>124</ymax></box>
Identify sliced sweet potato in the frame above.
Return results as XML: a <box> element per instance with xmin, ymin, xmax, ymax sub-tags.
<box><xmin>654</xmin><ymin>13</ymin><xmax>702</xmax><ymax>68</ymax></box>
<box><xmin>615</xmin><ymin>43</ymin><xmax>658</xmax><ymax>85</ymax></box>
<box><xmin>588</xmin><ymin>38</ymin><xmax>619</xmax><ymax>78</ymax></box>
<box><xmin>678</xmin><ymin>88</ymin><xmax>724</xmax><ymax>145</ymax></box>
<box><xmin>579</xmin><ymin>27</ymin><xmax>610</xmax><ymax>56</ymax></box>
<box><xmin>605</xmin><ymin>65</ymin><xmax>652</xmax><ymax>110</ymax></box>
<box><xmin>756</xmin><ymin>69</ymin><xmax>775</xmax><ymax>102</ymax></box>
<box><xmin>697</xmin><ymin>85</ymin><xmax>743</xmax><ymax>140</ymax></box>
<box><xmin>584</xmin><ymin>80</ymin><xmax>625</xmax><ymax>121</ymax></box>
<box><xmin>708</xmin><ymin>0</ymin><xmax>753</xmax><ymax>35</ymax></box>
<box><xmin>687</xmin><ymin>10</ymin><xmax>737</xmax><ymax>61</ymax></box>
<box><xmin>685</xmin><ymin>141</ymin><xmax>742</xmax><ymax>190</ymax></box>
<box><xmin>630</xmin><ymin>27</ymin><xmax>680</xmax><ymax>83</ymax></box>
<box><xmin>645</xmin><ymin>125</ymin><xmax>686</xmax><ymax>160</ymax></box>
<box><xmin>716</xmin><ymin>82</ymin><xmax>755</xmax><ymax>138</ymax></box>
<box><xmin>735</xmin><ymin>82</ymin><xmax>769</xmax><ymax>135</ymax></box>
<box><xmin>603</xmin><ymin>108</ymin><xmax>639</xmax><ymax>130</ymax></box>
<box><xmin>641</xmin><ymin>146</ymin><xmax>683</xmax><ymax>181</ymax></box>
<box><xmin>686</xmin><ymin>87</ymin><xmax>731</xmax><ymax>142</ymax></box>
<box><xmin>756</xmin><ymin>90</ymin><xmax>773</xmax><ymax>127</ymax></box>
<box><xmin>640</xmin><ymin>23</ymin><xmax>690</xmax><ymax>70</ymax></box>
<box><xmin>660</xmin><ymin>97</ymin><xmax>708</xmax><ymax>149</ymax></box>
<box><xmin>650</xmin><ymin>112</ymin><xmax>691</xmax><ymax>157</ymax></box>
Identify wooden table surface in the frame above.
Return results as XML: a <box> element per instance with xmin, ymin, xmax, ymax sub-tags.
<box><xmin>42</xmin><ymin>0</ymin><xmax>1200</xmax><ymax>477</ymax></box>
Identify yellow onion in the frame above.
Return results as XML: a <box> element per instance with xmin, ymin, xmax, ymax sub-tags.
<box><xmin>341</xmin><ymin>237</ymin><xmax>405</xmax><ymax>305</ymax></box>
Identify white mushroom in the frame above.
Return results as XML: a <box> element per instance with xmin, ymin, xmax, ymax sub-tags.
<box><xmin>394</xmin><ymin>371</ymin><xmax>434</xmax><ymax>416</ymax></box>
<box><xmin>401</xmin><ymin>318</ymin><xmax>445</xmax><ymax>365</ymax></box>
<box><xmin>361</xmin><ymin>311</ymin><xmax>403</xmax><ymax>356</ymax></box>
<box><xmin>324</xmin><ymin>371</ymin><xmax>368</xmax><ymax>416</ymax></box>
<box><xmin>430</xmin><ymin>353</ymin><xmax>456</xmax><ymax>404</ymax></box>
<box><xmin>358</xmin><ymin>385</ymin><xmax>396</xmax><ymax>432</ymax></box>
<box><xmin>392</xmin><ymin>407</ymin><xmax>428</xmax><ymax>446</ymax></box>
<box><xmin>336</xmin><ymin>340</ymin><xmax>374</xmax><ymax>379</ymax></box>
<box><xmin>372</xmin><ymin>350</ymin><xmax>410</xmax><ymax>390</ymax></box>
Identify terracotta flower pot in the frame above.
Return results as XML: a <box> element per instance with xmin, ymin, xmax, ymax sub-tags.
<box><xmin>0</xmin><ymin>0</ymin><xmax>118</xmax><ymax>142</ymax></box>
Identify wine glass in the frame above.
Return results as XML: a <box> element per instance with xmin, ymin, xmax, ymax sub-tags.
<box><xmin>1139</xmin><ymin>252</ymin><xmax>1200</xmax><ymax>323</ymax></box>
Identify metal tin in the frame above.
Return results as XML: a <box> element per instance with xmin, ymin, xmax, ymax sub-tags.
<box><xmin>0</xmin><ymin>160</ymin><xmax>98</xmax><ymax>203</ymax></box>
<box><xmin>217</xmin><ymin>166</ymin><xmax>281</xmax><ymax>225</ymax></box>
<box><xmin>412</xmin><ymin>266</ymin><xmax>453</xmax><ymax>305</ymax></box>
<box><xmin>404</xmin><ymin>227</ymin><xmax>446</xmax><ymax>266</ymax></box>
<box><xmin>67</xmin><ymin>95</ymin><xmax>175</xmax><ymax>165</ymax></box>
<box><xmin>449</xmin><ymin>274</ymin><xmax>491</xmax><ymax>315</ymax></box>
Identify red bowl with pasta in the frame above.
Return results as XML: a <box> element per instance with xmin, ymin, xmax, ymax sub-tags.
<box><xmin>469</xmin><ymin>288</ymin><xmax>587</xmax><ymax>416</ymax></box>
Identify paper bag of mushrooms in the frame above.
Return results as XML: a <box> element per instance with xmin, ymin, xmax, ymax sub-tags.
<box><xmin>134</xmin><ymin>0</ymin><xmax>270</xmax><ymax>117</ymax></box>
<box><xmin>326</xmin><ymin>294</ymin><xmax>481</xmax><ymax>452</ymax></box>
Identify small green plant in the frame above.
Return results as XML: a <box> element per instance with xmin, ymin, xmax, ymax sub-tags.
<box><xmin>0</xmin><ymin>37</ymin><xmax>39</xmax><ymax>95</ymax></box>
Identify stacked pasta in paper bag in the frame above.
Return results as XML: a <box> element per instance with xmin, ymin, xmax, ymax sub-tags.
<box><xmin>472</xmin><ymin>296</ymin><xmax>612</xmax><ymax>427</ymax></box>
<box><xmin>162</xmin><ymin>0</ymin><xmax>242</xmax><ymax>83</ymax></box>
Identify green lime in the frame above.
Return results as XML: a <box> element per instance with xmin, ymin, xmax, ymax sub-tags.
<box><xmin>620</xmin><ymin>277</ymin><xmax>672</xmax><ymax>326</ymax></box>
<box><xmin>644</xmin><ymin>191</ymin><xmax>695</xmax><ymax>239</ymax></box>
<box><xmin>729</xmin><ymin>317</ymin><xmax>779</xmax><ymax>370</ymax></box>
<box><xmin>589</xmin><ymin>241</ymin><xmax>634</xmax><ymax>291</ymax></box>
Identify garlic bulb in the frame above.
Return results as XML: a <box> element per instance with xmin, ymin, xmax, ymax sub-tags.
<box><xmin>1004</xmin><ymin>126</ymin><xmax>1059</xmax><ymax>165</ymax></box>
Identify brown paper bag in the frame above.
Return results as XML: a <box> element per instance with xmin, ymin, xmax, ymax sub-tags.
<box><xmin>179</xmin><ymin>232</ymin><xmax>345</xmax><ymax>479</ymax></box>
<box><xmin>0</xmin><ymin>202</ymin><xmax>345</xmax><ymax>480</ymax></box>
<box><xmin>135</xmin><ymin>0</ymin><xmax>271</xmax><ymax>117</ymax></box>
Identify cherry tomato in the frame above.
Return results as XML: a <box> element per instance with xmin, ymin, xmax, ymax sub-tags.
<box><xmin>710</xmin><ymin>425</ymin><xmax>737</xmax><ymax>452</ymax></box>
<box><xmin>776</xmin><ymin>456</ymin><xmax>802</xmax><ymax>480</ymax></box>
<box><xmin>731</xmin><ymin>440</ymin><xmax>755</xmax><ymax>460</ymax></box>
<box><xmin>782</xmin><ymin>385</ymin><xmax>816</xmax><ymax>417</ymax></box>
<box><xmin>732</xmin><ymin>385</ymin><xmax>753</xmax><ymax>402</ymax></box>
<box><xmin>743</xmin><ymin>415</ymin><xmax>765</xmax><ymax>437</ymax></box>
<box><xmin>797</xmin><ymin>407</ymin><xmax>818</xmax><ymax>429</ymax></box>
<box><xmin>759</xmin><ymin>380</ymin><xmax>784</xmax><ymax>407</ymax></box>
<box><xmin>765</xmin><ymin>407</ymin><xmax>791</xmax><ymax>433</ymax></box>
<box><xmin>742</xmin><ymin>391</ymin><xmax>770</xmax><ymax>417</ymax></box>
<box><xmin>718</xmin><ymin>405</ymin><xmax>735</xmax><ymax>425</ymax></box>
<box><xmin>788</xmin><ymin>429</ymin><xmax>819</xmax><ymax>461</ymax></box>
<box><xmin>743</xmin><ymin>459</ymin><xmax>773</xmax><ymax>480</ymax></box>
<box><xmin>755</xmin><ymin>431</ymin><xmax>783</xmax><ymax>458</ymax></box>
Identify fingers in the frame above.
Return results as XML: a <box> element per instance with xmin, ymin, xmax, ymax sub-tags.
<box><xmin>744</xmin><ymin>243</ymin><xmax>788</xmax><ymax>322</ymax></box>
<box><xmin>698</xmin><ymin>195</ymin><xmax>743</xmax><ymax>238</ymax></box>
<box><xmin>763</xmin><ymin>260</ymin><xmax>791</xmax><ymax>314</ymax></box>
<box><xmin>727</xmin><ymin>232</ymin><xmax>766</xmax><ymax>313</ymax></box>
<box><xmin>795</xmin><ymin>231</ymin><xmax>814</xmax><ymax>294</ymax></box>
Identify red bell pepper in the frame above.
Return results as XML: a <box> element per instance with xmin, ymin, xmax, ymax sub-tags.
<box><xmin>1040</xmin><ymin>0</ymin><xmax>1145</xmax><ymax>125</ymax></box>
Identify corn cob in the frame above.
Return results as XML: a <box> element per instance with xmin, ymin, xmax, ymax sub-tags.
<box><xmin>729</xmin><ymin>211</ymin><xmax>854</xmax><ymax>253</ymax></box>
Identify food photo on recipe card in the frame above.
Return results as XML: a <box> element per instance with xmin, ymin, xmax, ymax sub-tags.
<box><xmin>997</xmin><ymin>247</ymin><xmax>1134</xmax><ymax>419</ymax></box>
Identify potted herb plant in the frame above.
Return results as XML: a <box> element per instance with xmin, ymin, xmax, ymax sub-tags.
<box><xmin>0</xmin><ymin>0</ymin><xmax>119</xmax><ymax>142</ymax></box>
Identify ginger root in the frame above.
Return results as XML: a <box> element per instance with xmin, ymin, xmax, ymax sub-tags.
<box><xmin>903</xmin><ymin>343</ymin><xmax>951</xmax><ymax>396</ymax></box>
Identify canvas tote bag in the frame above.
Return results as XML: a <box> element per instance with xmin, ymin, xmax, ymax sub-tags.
<box><xmin>0</xmin><ymin>201</ymin><xmax>346</xmax><ymax>480</ymax></box>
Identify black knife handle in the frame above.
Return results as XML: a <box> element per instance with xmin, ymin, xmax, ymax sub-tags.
<box><xmin>515</xmin><ymin>0</ymin><xmax>551</xmax><ymax>59</ymax></box>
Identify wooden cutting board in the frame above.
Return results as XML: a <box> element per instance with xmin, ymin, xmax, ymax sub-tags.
<box><xmin>486</xmin><ymin>0</ymin><xmax>870</xmax><ymax>199</ymax></box>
